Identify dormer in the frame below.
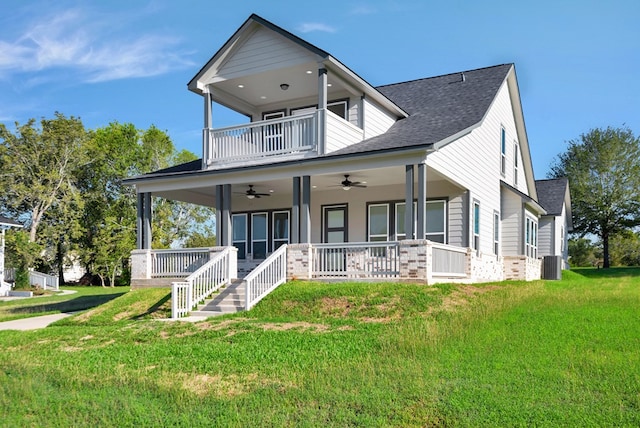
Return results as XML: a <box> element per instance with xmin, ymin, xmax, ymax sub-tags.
<box><xmin>188</xmin><ymin>14</ymin><xmax>407</xmax><ymax>169</ymax></box>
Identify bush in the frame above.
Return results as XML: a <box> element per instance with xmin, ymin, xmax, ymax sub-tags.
<box><xmin>13</xmin><ymin>268</ymin><xmax>30</xmax><ymax>290</ymax></box>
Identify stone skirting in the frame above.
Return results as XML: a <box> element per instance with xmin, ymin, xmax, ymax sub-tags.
<box><xmin>503</xmin><ymin>255</ymin><xmax>542</xmax><ymax>281</ymax></box>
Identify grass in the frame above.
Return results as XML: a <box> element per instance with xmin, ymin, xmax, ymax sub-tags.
<box><xmin>0</xmin><ymin>270</ymin><xmax>639</xmax><ymax>426</ymax></box>
<box><xmin>0</xmin><ymin>286</ymin><xmax>127</xmax><ymax>322</ymax></box>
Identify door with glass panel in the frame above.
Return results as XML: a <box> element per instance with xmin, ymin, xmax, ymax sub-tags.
<box><xmin>232</xmin><ymin>214</ymin><xmax>247</xmax><ymax>260</ymax></box>
<box><xmin>251</xmin><ymin>212</ymin><xmax>268</xmax><ymax>259</ymax></box>
<box><xmin>263</xmin><ymin>111</ymin><xmax>284</xmax><ymax>152</ymax></box>
<box><xmin>323</xmin><ymin>205</ymin><xmax>347</xmax><ymax>272</ymax></box>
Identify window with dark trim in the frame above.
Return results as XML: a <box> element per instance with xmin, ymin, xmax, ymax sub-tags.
<box><xmin>473</xmin><ymin>200</ymin><xmax>480</xmax><ymax>251</ymax></box>
<box><xmin>232</xmin><ymin>214</ymin><xmax>247</xmax><ymax>260</ymax></box>
<box><xmin>514</xmin><ymin>141</ymin><xmax>519</xmax><ymax>186</ymax></box>
<box><xmin>500</xmin><ymin>127</ymin><xmax>506</xmax><ymax>176</ymax></box>
<box><xmin>493</xmin><ymin>211</ymin><xmax>500</xmax><ymax>255</ymax></box>
<box><xmin>232</xmin><ymin>209</ymin><xmax>290</xmax><ymax>260</ymax></box>
<box><xmin>367</xmin><ymin>199</ymin><xmax>447</xmax><ymax>243</ymax></box>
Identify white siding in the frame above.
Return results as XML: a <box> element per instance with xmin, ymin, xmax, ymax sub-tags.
<box><xmin>538</xmin><ymin>217</ymin><xmax>554</xmax><ymax>256</ymax></box>
<box><xmin>428</xmin><ymin>82</ymin><xmax>522</xmax><ymax>255</ymax></box>
<box><xmin>219</xmin><ymin>27</ymin><xmax>315</xmax><ymax>79</ymax></box>
<box><xmin>363</xmin><ymin>97</ymin><xmax>396</xmax><ymax>139</ymax></box>
<box><xmin>447</xmin><ymin>192</ymin><xmax>467</xmax><ymax>247</ymax></box>
<box><xmin>501</xmin><ymin>189</ymin><xmax>522</xmax><ymax>255</ymax></box>
<box><xmin>325</xmin><ymin>111</ymin><xmax>364</xmax><ymax>153</ymax></box>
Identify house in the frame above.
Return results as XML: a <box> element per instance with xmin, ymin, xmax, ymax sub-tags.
<box><xmin>536</xmin><ymin>178</ymin><xmax>572</xmax><ymax>269</ymax></box>
<box><xmin>0</xmin><ymin>215</ymin><xmax>22</xmax><ymax>297</ymax></box>
<box><xmin>124</xmin><ymin>14</ymin><xmax>571</xmax><ymax>317</ymax></box>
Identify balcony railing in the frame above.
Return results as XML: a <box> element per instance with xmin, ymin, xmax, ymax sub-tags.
<box><xmin>204</xmin><ymin>112</ymin><xmax>318</xmax><ymax>166</ymax></box>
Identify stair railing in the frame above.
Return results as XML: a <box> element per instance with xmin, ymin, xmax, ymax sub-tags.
<box><xmin>171</xmin><ymin>246</ymin><xmax>236</xmax><ymax>319</ymax></box>
<box><xmin>245</xmin><ymin>244</ymin><xmax>287</xmax><ymax>310</ymax></box>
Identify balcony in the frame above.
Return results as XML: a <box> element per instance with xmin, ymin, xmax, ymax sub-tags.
<box><xmin>203</xmin><ymin>110</ymin><xmax>364</xmax><ymax>168</ymax></box>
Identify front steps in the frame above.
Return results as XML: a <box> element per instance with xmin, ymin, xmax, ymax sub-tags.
<box><xmin>190</xmin><ymin>279</ymin><xmax>246</xmax><ymax>317</ymax></box>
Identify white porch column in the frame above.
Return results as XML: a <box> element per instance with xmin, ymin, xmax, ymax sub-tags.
<box><xmin>204</xmin><ymin>86</ymin><xmax>213</xmax><ymax>129</ymax></box>
<box><xmin>405</xmin><ymin>165</ymin><xmax>415</xmax><ymax>239</ymax></box>
<box><xmin>317</xmin><ymin>67</ymin><xmax>328</xmax><ymax>155</ymax></box>
<box><xmin>301</xmin><ymin>176</ymin><xmax>311</xmax><ymax>244</ymax></box>
<box><xmin>143</xmin><ymin>192</ymin><xmax>152</xmax><ymax>249</ymax></box>
<box><xmin>292</xmin><ymin>177</ymin><xmax>301</xmax><ymax>244</ymax></box>
<box><xmin>417</xmin><ymin>163</ymin><xmax>427</xmax><ymax>239</ymax></box>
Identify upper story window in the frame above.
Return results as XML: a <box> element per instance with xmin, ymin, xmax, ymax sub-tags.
<box><xmin>514</xmin><ymin>141</ymin><xmax>519</xmax><ymax>186</ymax></box>
<box><xmin>327</xmin><ymin>100</ymin><xmax>348</xmax><ymax>120</ymax></box>
<box><xmin>500</xmin><ymin>127</ymin><xmax>506</xmax><ymax>176</ymax></box>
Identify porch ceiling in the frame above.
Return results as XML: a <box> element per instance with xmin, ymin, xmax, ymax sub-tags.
<box><xmin>150</xmin><ymin>165</ymin><xmax>462</xmax><ymax>206</ymax></box>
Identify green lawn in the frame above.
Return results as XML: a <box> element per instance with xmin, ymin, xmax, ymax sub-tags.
<box><xmin>1</xmin><ymin>270</ymin><xmax>639</xmax><ymax>426</ymax></box>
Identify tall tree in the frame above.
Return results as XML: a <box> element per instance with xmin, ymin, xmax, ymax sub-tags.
<box><xmin>0</xmin><ymin>113</ymin><xmax>88</xmax><ymax>243</ymax></box>
<box><xmin>549</xmin><ymin>126</ymin><xmax>640</xmax><ymax>268</ymax></box>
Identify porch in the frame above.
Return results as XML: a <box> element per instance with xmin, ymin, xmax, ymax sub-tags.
<box><xmin>129</xmin><ymin>241</ymin><xmax>540</xmax><ymax>319</ymax></box>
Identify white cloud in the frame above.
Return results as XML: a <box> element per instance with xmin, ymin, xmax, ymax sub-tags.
<box><xmin>296</xmin><ymin>22</ymin><xmax>337</xmax><ymax>34</ymax></box>
<box><xmin>0</xmin><ymin>7</ymin><xmax>194</xmax><ymax>83</ymax></box>
<box><xmin>350</xmin><ymin>4</ymin><xmax>377</xmax><ymax>15</ymax></box>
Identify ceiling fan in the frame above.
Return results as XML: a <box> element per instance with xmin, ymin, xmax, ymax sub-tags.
<box><xmin>236</xmin><ymin>185</ymin><xmax>271</xmax><ymax>199</ymax></box>
<box><xmin>336</xmin><ymin>174</ymin><xmax>367</xmax><ymax>191</ymax></box>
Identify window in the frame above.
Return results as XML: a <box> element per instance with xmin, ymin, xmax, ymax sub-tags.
<box><xmin>500</xmin><ymin>127</ymin><xmax>506</xmax><ymax>175</ymax></box>
<box><xmin>368</xmin><ymin>204</ymin><xmax>389</xmax><ymax>242</ymax></box>
<box><xmin>514</xmin><ymin>142</ymin><xmax>519</xmax><ymax>186</ymax></box>
<box><xmin>251</xmin><ymin>213</ymin><xmax>268</xmax><ymax>259</ymax></box>
<box><xmin>493</xmin><ymin>211</ymin><xmax>500</xmax><ymax>255</ymax></box>
<box><xmin>426</xmin><ymin>200</ymin><xmax>446</xmax><ymax>243</ymax></box>
<box><xmin>525</xmin><ymin>215</ymin><xmax>538</xmax><ymax>258</ymax></box>
<box><xmin>273</xmin><ymin>211</ymin><xmax>289</xmax><ymax>250</ymax></box>
<box><xmin>232</xmin><ymin>214</ymin><xmax>247</xmax><ymax>260</ymax></box>
<box><xmin>369</xmin><ymin>200</ymin><xmax>447</xmax><ymax>243</ymax></box>
<box><xmin>560</xmin><ymin>225</ymin><xmax>565</xmax><ymax>252</ymax></box>
<box><xmin>473</xmin><ymin>201</ymin><xmax>480</xmax><ymax>251</ymax></box>
<box><xmin>327</xmin><ymin>100</ymin><xmax>348</xmax><ymax>120</ymax></box>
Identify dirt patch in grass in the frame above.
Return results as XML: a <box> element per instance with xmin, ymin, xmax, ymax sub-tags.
<box><xmin>166</xmin><ymin>372</ymin><xmax>294</xmax><ymax>398</ymax></box>
<box><xmin>259</xmin><ymin>321</ymin><xmax>330</xmax><ymax>332</ymax></box>
<box><xmin>441</xmin><ymin>285</ymin><xmax>501</xmax><ymax>312</ymax></box>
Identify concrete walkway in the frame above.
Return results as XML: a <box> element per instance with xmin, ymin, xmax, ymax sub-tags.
<box><xmin>0</xmin><ymin>289</ymin><xmax>79</xmax><ymax>330</ymax></box>
<box><xmin>0</xmin><ymin>313</ymin><xmax>73</xmax><ymax>331</ymax></box>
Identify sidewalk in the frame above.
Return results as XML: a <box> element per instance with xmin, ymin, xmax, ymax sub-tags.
<box><xmin>0</xmin><ymin>313</ymin><xmax>73</xmax><ymax>331</ymax></box>
<box><xmin>0</xmin><ymin>289</ymin><xmax>78</xmax><ymax>331</ymax></box>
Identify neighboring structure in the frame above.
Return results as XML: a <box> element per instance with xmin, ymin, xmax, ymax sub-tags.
<box><xmin>536</xmin><ymin>178</ymin><xmax>572</xmax><ymax>269</ymax></box>
<box><xmin>0</xmin><ymin>216</ymin><xmax>22</xmax><ymax>296</ymax></box>
<box><xmin>124</xmin><ymin>14</ymin><xmax>572</xmax><ymax>313</ymax></box>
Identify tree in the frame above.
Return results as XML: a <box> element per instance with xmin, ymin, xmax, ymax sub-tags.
<box><xmin>609</xmin><ymin>230</ymin><xmax>640</xmax><ymax>267</ymax></box>
<box><xmin>549</xmin><ymin>126</ymin><xmax>640</xmax><ymax>268</ymax></box>
<box><xmin>568</xmin><ymin>237</ymin><xmax>599</xmax><ymax>267</ymax></box>
<box><xmin>0</xmin><ymin>113</ymin><xmax>89</xmax><ymax>243</ymax></box>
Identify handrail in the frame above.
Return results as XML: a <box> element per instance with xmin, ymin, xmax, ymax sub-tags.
<box><xmin>171</xmin><ymin>247</ymin><xmax>234</xmax><ymax>319</ymax></box>
<box><xmin>311</xmin><ymin>241</ymin><xmax>400</xmax><ymax>279</ymax></box>
<box><xmin>431</xmin><ymin>242</ymin><xmax>467</xmax><ymax>276</ymax></box>
<box><xmin>245</xmin><ymin>244</ymin><xmax>287</xmax><ymax>310</ymax></box>
<box><xmin>151</xmin><ymin>248</ymin><xmax>211</xmax><ymax>278</ymax></box>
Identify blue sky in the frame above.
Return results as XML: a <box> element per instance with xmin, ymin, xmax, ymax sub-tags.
<box><xmin>1</xmin><ymin>0</ymin><xmax>638</xmax><ymax>177</ymax></box>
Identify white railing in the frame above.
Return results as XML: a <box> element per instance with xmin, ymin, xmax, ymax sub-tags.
<box><xmin>151</xmin><ymin>248</ymin><xmax>212</xmax><ymax>278</ymax></box>
<box><xmin>171</xmin><ymin>247</ymin><xmax>236</xmax><ymax>319</ymax></box>
<box><xmin>431</xmin><ymin>243</ymin><xmax>467</xmax><ymax>277</ymax></box>
<box><xmin>206</xmin><ymin>112</ymin><xmax>317</xmax><ymax>165</ymax></box>
<box><xmin>4</xmin><ymin>268</ymin><xmax>59</xmax><ymax>290</ymax></box>
<box><xmin>311</xmin><ymin>242</ymin><xmax>400</xmax><ymax>279</ymax></box>
<box><xmin>245</xmin><ymin>244</ymin><xmax>287</xmax><ymax>310</ymax></box>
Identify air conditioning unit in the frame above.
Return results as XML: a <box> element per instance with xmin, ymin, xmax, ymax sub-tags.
<box><xmin>542</xmin><ymin>255</ymin><xmax>562</xmax><ymax>280</ymax></box>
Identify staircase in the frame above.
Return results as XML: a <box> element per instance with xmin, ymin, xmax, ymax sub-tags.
<box><xmin>190</xmin><ymin>279</ymin><xmax>246</xmax><ymax>317</ymax></box>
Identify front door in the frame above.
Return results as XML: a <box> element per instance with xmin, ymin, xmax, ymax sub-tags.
<box><xmin>322</xmin><ymin>205</ymin><xmax>348</xmax><ymax>273</ymax></box>
<box><xmin>263</xmin><ymin>111</ymin><xmax>285</xmax><ymax>152</ymax></box>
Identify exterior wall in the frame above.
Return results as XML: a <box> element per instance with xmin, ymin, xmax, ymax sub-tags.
<box><xmin>287</xmin><ymin>244</ymin><xmax>312</xmax><ymax>280</ymax></box>
<box><xmin>503</xmin><ymin>255</ymin><xmax>541</xmax><ymax>281</ymax></box>
<box><xmin>501</xmin><ymin>190</ymin><xmax>522</xmax><ymax>256</ymax></box>
<box><xmin>469</xmin><ymin>252</ymin><xmax>504</xmax><ymax>283</ymax></box>
<box><xmin>363</xmin><ymin>97</ymin><xmax>396</xmax><ymax>139</ymax></box>
<box><xmin>218</xmin><ymin>26</ymin><xmax>315</xmax><ymax>79</ymax></box>
<box><xmin>428</xmin><ymin>82</ymin><xmax>523</xmax><ymax>256</ymax></box>
<box><xmin>538</xmin><ymin>216</ymin><xmax>554</xmax><ymax>256</ymax></box>
<box><xmin>447</xmin><ymin>192</ymin><xmax>467</xmax><ymax>247</ymax></box>
<box><xmin>325</xmin><ymin>111</ymin><xmax>364</xmax><ymax>153</ymax></box>
<box><xmin>398</xmin><ymin>239</ymin><xmax>429</xmax><ymax>282</ymax></box>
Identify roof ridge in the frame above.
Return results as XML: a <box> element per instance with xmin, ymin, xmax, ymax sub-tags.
<box><xmin>376</xmin><ymin>63</ymin><xmax>513</xmax><ymax>89</ymax></box>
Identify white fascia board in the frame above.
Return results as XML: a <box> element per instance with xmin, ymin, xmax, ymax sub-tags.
<box><xmin>132</xmin><ymin>148</ymin><xmax>429</xmax><ymax>194</ymax></box>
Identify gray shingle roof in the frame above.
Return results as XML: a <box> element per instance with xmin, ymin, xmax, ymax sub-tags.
<box><xmin>535</xmin><ymin>178</ymin><xmax>569</xmax><ymax>215</ymax></box>
<box><xmin>330</xmin><ymin>64</ymin><xmax>512</xmax><ymax>156</ymax></box>
<box><xmin>135</xmin><ymin>64</ymin><xmax>514</xmax><ymax>179</ymax></box>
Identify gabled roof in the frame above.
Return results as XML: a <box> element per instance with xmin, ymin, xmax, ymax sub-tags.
<box><xmin>332</xmin><ymin>64</ymin><xmax>512</xmax><ymax>156</ymax></box>
<box><xmin>535</xmin><ymin>178</ymin><xmax>570</xmax><ymax>216</ymax></box>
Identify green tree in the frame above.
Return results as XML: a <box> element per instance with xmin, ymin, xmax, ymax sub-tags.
<box><xmin>567</xmin><ymin>237</ymin><xmax>599</xmax><ymax>267</ymax></box>
<box><xmin>0</xmin><ymin>113</ymin><xmax>88</xmax><ymax>243</ymax></box>
<box><xmin>609</xmin><ymin>230</ymin><xmax>640</xmax><ymax>267</ymax></box>
<box><xmin>549</xmin><ymin>126</ymin><xmax>640</xmax><ymax>268</ymax></box>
